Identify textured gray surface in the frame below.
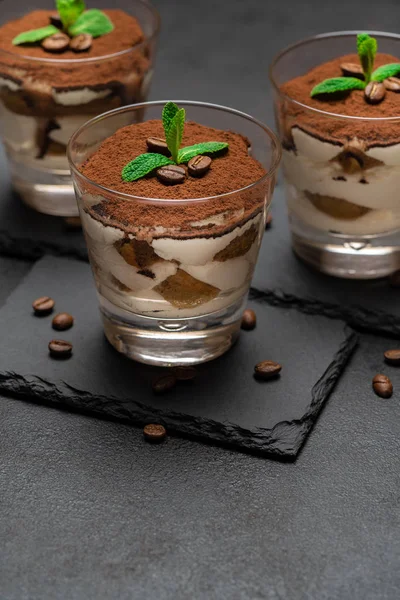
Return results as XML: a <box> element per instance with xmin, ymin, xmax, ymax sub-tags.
<box><xmin>0</xmin><ymin>256</ymin><xmax>357</xmax><ymax>458</ymax></box>
<box><xmin>1</xmin><ymin>0</ymin><xmax>400</xmax><ymax>597</ymax></box>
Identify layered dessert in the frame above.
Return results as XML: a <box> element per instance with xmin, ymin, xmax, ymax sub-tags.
<box><xmin>0</xmin><ymin>1</ymin><xmax>157</xmax><ymax>214</ymax></box>
<box><xmin>278</xmin><ymin>35</ymin><xmax>400</xmax><ymax>237</ymax></box>
<box><xmin>76</xmin><ymin>103</ymin><xmax>268</xmax><ymax>319</ymax></box>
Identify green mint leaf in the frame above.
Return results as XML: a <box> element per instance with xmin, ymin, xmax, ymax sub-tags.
<box><xmin>177</xmin><ymin>142</ymin><xmax>229</xmax><ymax>164</ymax></box>
<box><xmin>12</xmin><ymin>25</ymin><xmax>60</xmax><ymax>45</ymax></box>
<box><xmin>122</xmin><ymin>153</ymin><xmax>174</xmax><ymax>182</ymax></box>
<box><xmin>69</xmin><ymin>9</ymin><xmax>114</xmax><ymax>38</ymax></box>
<box><xmin>162</xmin><ymin>102</ymin><xmax>179</xmax><ymax>138</ymax></box>
<box><xmin>56</xmin><ymin>0</ymin><xmax>86</xmax><ymax>30</ymax></box>
<box><xmin>372</xmin><ymin>63</ymin><xmax>400</xmax><ymax>82</ymax></box>
<box><xmin>357</xmin><ymin>33</ymin><xmax>377</xmax><ymax>83</ymax></box>
<box><xmin>165</xmin><ymin>108</ymin><xmax>185</xmax><ymax>163</ymax></box>
<box><xmin>311</xmin><ymin>77</ymin><xmax>366</xmax><ymax>97</ymax></box>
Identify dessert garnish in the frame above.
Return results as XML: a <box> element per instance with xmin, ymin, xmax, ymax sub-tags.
<box><xmin>311</xmin><ymin>34</ymin><xmax>400</xmax><ymax>104</ymax></box>
<box><xmin>121</xmin><ymin>102</ymin><xmax>229</xmax><ymax>183</ymax></box>
<box><xmin>12</xmin><ymin>0</ymin><xmax>113</xmax><ymax>52</ymax></box>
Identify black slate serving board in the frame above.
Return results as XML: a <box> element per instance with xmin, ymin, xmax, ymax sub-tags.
<box><xmin>0</xmin><ymin>147</ymin><xmax>87</xmax><ymax>261</ymax></box>
<box><xmin>0</xmin><ymin>255</ymin><xmax>357</xmax><ymax>459</ymax></box>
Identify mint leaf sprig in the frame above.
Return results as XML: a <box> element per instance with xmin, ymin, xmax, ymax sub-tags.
<box><xmin>12</xmin><ymin>0</ymin><xmax>113</xmax><ymax>46</ymax></box>
<box><xmin>310</xmin><ymin>33</ymin><xmax>400</xmax><ymax>99</ymax></box>
<box><xmin>122</xmin><ymin>102</ymin><xmax>229</xmax><ymax>183</ymax></box>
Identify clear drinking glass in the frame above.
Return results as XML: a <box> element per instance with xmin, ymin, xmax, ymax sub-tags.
<box><xmin>270</xmin><ymin>32</ymin><xmax>400</xmax><ymax>279</ymax></box>
<box><xmin>0</xmin><ymin>0</ymin><xmax>159</xmax><ymax>217</ymax></box>
<box><xmin>68</xmin><ymin>101</ymin><xmax>281</xmax><ymax>366</ymax></box>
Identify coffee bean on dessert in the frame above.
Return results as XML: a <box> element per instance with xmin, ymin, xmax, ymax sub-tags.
<box><xmin>52</xmin><ymin>313</ymin><xmax>74</xmax><ymax>331</ymax></box>
<box><xmin>384</xmin><ymin>77</ymin><xmax>400</xmax><ymax>92</ymax></box>
<box><xmin>241</xmin><ymin>309</ymin><xmax>257</xmax><ymax>331</ymax></box>
<box><xmin>172</xmin><ymin>366</ymin><xmax>197</xmax><ymax>381</ymax></box>
<box><xmin>33</xmin><ymin>296</ymin><xmax>55</xmax><ymax>316</ymax></box>
<box><xmin>143</xmin><ymin>423</ymin><xmax>167</xmax><ymax>443</ymax></box>
<box><xmin>146</xmin><ymin>137</ymin><xmax>170</xmax><ymax>156</ymax></box>
<box><xmin>42</xmin><ymin>33</ymin><xmax>70</xmax><ymax>53</ymax></box>
<box><xmin>254</xmin><ymin>360</ymin><xmax>282</xmax><ymax>380</ymax></box>
<box><xmin>265</xmin><ymin>213</ymin><xmax>273</xmax><ymax>229</ymax></box>
<box><xmin>384</xmin><ymin>349</ymin><xmax>400</xmax><ymax>365</ymax></box>
<box><xmin>365</xmin><ymin>81</ymin><xmax>386</xmax><ymax>104</ymax></box>
<box><xmin>48</xmin><ymin>339</ymin><xmax>73</xmax><ymax>358</ymax></box>
<box><xmin>49</xmin><ymin>12</ymin><xmax>63</xmax><ymax>28</ymax></box>
<box><xmin>389</xmin><ymin>269</ymin><xmax>400</xmax><ymax>287</ymax></box>
<box><xmin>156</xmin><ymin>165</ymin><xmax>186</xmax><ymax>185</ymax></box>
<box><xmin>340</xmin><ymin>62</ymin><xmax>364</xmax><ymax>78</ymax></box>
<box><xmin>152</xmin><ymin>373</ymin><xmax>177</xmax><ymax>394</ymax></box>
<box><xmin>188</xmin><ymin>155</ymin><xmax>212</xmax><ymax>177</ymax></box>
<box><xmin>70</xmin><ymin>34</ymin><xmax>93</xmax><ymax>52</ymax></box>
<box><xmin>372</xmin><ymin>374</ymin><xmax>393</xmax><ymax>398</ymax></box>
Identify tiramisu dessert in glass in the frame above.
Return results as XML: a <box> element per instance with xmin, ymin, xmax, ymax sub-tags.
<box><xmin>0</xmin><ymin>0</ymin><xmax>159</xmax><ymax>216</ymax></box>
<box><xmin>270</xmin><ymin>32</ymin><xmax>400</xmax><ymax>278</ymax></box>
<box><xmin>68</xmin><ymin>101</ymin><xmax>281</xmax><ymax>365</ymax></box>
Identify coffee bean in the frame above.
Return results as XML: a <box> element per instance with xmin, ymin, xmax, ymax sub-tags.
<box><xmin>265</xmin><ymin>213</ymin><xmax>273</xmax><ymax>229</ymax></box>
<box><xmin>172</xmin><ymin>366</ymin><xmax>197</xmax><ymax>381</ymax></box>
<box><xmin>340</xmin><ymin>62</ymin><xmax>364</xmax><ymax>79</ymax></box>
<box><xmin>254</xmin><ymin>360</ymin><xmax>282</xmax><ymax>380</ymax></box>
<box><xmin>384</xmin><ymin>349</ymin><xmax>400</xmax><ymax>365</ymax></box>
<box><xmin>63</xmin><ymin>216</ymin><xmax>82</xmax><ymax>229</ymax></box>
<box><xmin>48</xmin><ymin>339</ymin><xmax>73</xmax><ymax>358</ymax></box>
<box><xmin>52</xmin><ymin>313</ymin><xmax>74</xmax><ymax>331</ymax></box>
<box><xmin>42</xmin><ymin>33</ymin><xmax>70</xmax><ymax>53</ymax></box>
<box><xmin>146</xmin><ymin>137</ymin><xmax>170</xmax><ymax>156</ymax></box>
<box><xmin>389</xmin><ymin>270</ymin><xmax>400</xmax><ymax>287</ymax></box>
<box><xmin>372</xmin><ymin>374</ymin><xmax>393</xmax><ymax>398</ymax></box>
<box><xmin>188</xmin><ymin>155</ymin><xmax>212</xmax><ymax>177</ymax></box>
<box><xmin>156</xmin><ymin>165</ymin><xmax>186</xmax><ymax>185</ymax></box>
<box><xmin>365</xmin><ymin>81</ymin><xmax>386</xmax><ymax>104</ymax></box>
<box><xmin>70</xmin><ymin>34</ymin><xmax>93</xmax><ymax>52</ymax></box>
<box><xmin>241</xmin><ymin>309</ymin><xmax>257</xmax><ymax>331</ymax></box>
<box><xmin>152</xmin><ymin>373</ymin><xmax>177</xmax><ymax>394</ymax></box>
<box><xmin>49</xmin><ymin>12</ymin><xmax>63</xmax><ymax>28</ymax></box>
<box><xmin>33</xmin><ymin>296</ymin><xmax>55</xmax><ymax>316</ymax></box>
<box><xmin>143</xmin><ymin>423</ymin><xmax>167</xmax><ymax>443</ymax></box>
<box><xmin>384</xmin><ymin>77</ymin><xmax>400</xmax><ymax>92</ymax></box>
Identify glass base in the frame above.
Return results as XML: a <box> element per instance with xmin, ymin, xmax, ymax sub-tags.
<box><xmin>292</xmin><ymin>233</ymin><xmax>400</xmax><ymax>279</ymax></box>
<box><xmin>9</xmin><ymin>153</ymin><xmax>78</xmax><ymax>217</ymax></box>
<box><xmin>99</xmin><ymin>294</ymin><xmax>247</xmax><ymax>366</ymax></box>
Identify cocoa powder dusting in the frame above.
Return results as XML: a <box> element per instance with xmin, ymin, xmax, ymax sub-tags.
<box><xmin>80</xmin><ymin>120</ymin><xmax>268</xmax><ymax>238</ymax></box>
<box><xmin>0</xmin><ymin>10</ymin><xmax>147</xmax><ymax>90</ymax></box>
<box><xmin>280</xmin><ymin>53</ymin><xmax>400</xmax><ymax>147</ymax></box>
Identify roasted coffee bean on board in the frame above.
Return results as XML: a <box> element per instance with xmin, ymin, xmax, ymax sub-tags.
<box><xmin>254</xmin><ymin>360</ymin><xmax>282</xmax><ymax>380</ymax></box>
<box><xmin>372</xmin><ymin>374</ymin><xmax>393</xmax><ymax>398</ymax></box>
<box><xmin>384</xmin><ymin>349</ymin><xmax>400</xmax><ymax>365</ymax></box>
<box><xmin>48</xmin><ymin>339</ymin><xmax>73</xmax><ymax>358</ymax></box>
<box><xmin>241</xmin><ymin>309</ymin><xmax>257</xmax><ymax>331</ymax></box>
<box><xmin>33</xmin><ymin>296</ymin><xmax>55</xmax><ymax>316</ymax></box>
<box><xmin>143</xmin><ymin>423</ymin><xmax>167</xmax><ymax>443</ymax></box>
<box><xmin>52</xmin><ymin>313</ymin><xmax>74</xmax><ymax>331</ymax></box>
<box><xmin>152</xmin><ymin>373</ymin><xmax>177</xmax><ymax>394</ymax></box>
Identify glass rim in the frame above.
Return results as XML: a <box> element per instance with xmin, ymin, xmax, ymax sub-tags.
<box><xmin>0</xmin><ymin>0</ymin><xmax>160</xmax><ymax>65</ymax></box>
<box><xmin>269</xmin><ymin>30</ymin><xmax>400</xmax><ymax>122</ymax></box>
<box><xmin>67</xmin><ymin>100</ymin><xmax>282</xmax><ymax>204</ymax></box>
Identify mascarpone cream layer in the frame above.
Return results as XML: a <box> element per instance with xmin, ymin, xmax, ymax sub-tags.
<box><xmin>286</xmin><ymin>185</ymin><xmax>400</xmax><ymax>236</ymax></box>
<box><xmin>284</xmin><ymin>128</ymin><xmax>400</xmax><ymax>210</ymax></box>
<box><xmin>81</xmin><ymin>208</ymin><xmax>261</xmax><ymax>318</ymax></box>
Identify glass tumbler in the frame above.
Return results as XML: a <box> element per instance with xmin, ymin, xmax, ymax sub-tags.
<box><xmin>68</xmin><ymin>101</ymin><xmax>281</xmax><ymax>366</ymax></box>
<box><xmin>0</xmin><ymin>0</ymin><xmax>159</xmax><ymax>217</ymax></box>
<box><xmin>270</xmin><ymin>32</ymin><xmax>400</xmax><ymax>279</ymax></box>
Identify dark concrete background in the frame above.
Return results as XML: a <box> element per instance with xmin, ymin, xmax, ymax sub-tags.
<box><xmin>1</xmin><ymin>0</ymin><xmax>400</xmax><ymax>598</ymax></box>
